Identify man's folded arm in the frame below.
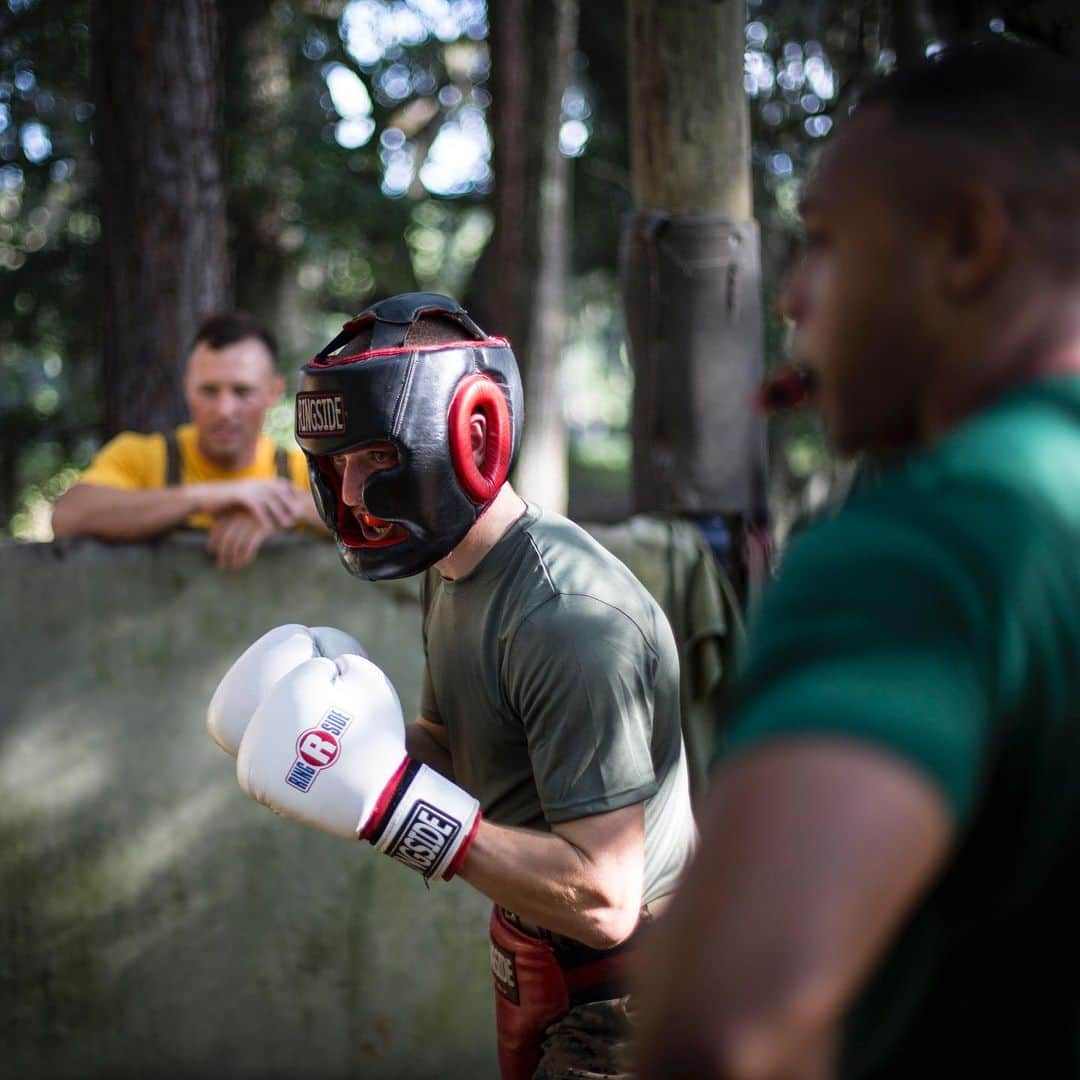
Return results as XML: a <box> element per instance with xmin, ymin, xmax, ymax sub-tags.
<box><xmin>51</xmin><ymin>482</ymin><xmax>205</xmax><ymax>540</ymax></box>
<box><xmin>52</xmin><ymin>477</ymin><xmax>305</xmax><ymax>541</ymax></box>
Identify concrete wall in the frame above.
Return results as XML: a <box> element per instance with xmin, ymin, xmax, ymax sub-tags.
<box><xmin>1</xmin><ymin>534</ymin><xmax>495</xmax><ymax>1079</ymax></box>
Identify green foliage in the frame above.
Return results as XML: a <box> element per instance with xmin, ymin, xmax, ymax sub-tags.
<box><xmin>1</xmin><ymin>0</ymin><xmax>499</xmax><ymax>534</ymax></box>
<box><xmin>222</xmin><ymin>0</ymin><xmax>495</xmax><ymax>361</ymax></box>
<box><xmin>0</xmin><ymin>0</ymin><xmax>1061</xmax><ymax>538</ymax></box>
<box><xmin>0</xmin><ymin>0</ymin><xmax>100</xmax><ymax>531</ymax></box>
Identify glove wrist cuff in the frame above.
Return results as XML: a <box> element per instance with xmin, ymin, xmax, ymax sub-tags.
<box><xmin>367</xmin><ymin>760</ymin><xmax>480</xmax><ymax>882</ymax></box>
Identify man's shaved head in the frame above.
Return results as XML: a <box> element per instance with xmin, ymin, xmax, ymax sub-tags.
<box><xmin>860</xmin><ymin>39</ymin><xmax>1080</xmax><ymax>146</ymax></box>
<box><xmin>858</xmin><ymin>40</ymin><xmax>1080</xmax><ymax>277</ymax></box>
<box><xmin>781</xmin><ymin>39</ymin><xmax>1080</xmax><ymax>454</ymax></box>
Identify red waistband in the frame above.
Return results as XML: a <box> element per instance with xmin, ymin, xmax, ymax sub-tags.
<box><xmin>562</xmin><ymin>949</ymin><xmax>634</xmax><ymax>1000</ymax></box>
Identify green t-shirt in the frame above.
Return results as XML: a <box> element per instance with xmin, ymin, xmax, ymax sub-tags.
<box><xmin>722</xmin><ymin>376</ymin><xmax>1080</xmax><ymax>1076</ymax></box>
<box><xmin>421</xmin><ymin>504</ymin><xmax>696</xmax><ymax>904</ymax></box>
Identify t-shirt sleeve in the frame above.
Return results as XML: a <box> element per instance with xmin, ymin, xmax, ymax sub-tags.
<box><xmin>723</xmin><ymin>503</ymin><xmax>994</xmax><ymax>825</ymax></box>
<box><xmin>506</xmin><ymin>594</ymin><xmax>660</xmax><ymax>823</ymax></box>
<box><xmin>79</xmin><ymin>432</ymin><xmax>163</xmax><ymax>490</ymax></box>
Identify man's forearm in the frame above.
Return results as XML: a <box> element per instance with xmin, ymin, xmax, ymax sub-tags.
<box><xmin>52</xmin><ymin>483</ymin><xmax>201</xmax><ymax>540</ymax></box>
<box><xmin>459</xmin><ymin>806</ymin><xmax>645</xmax><ymax>950</ymax></box>
<box><xmin>405</xmin><ymin>718</ymin><xmax>456</xmax><ymax>779</ymax></box>
<box><xmin>404</xmin><ymin>720</ymin><xmax>644</xmax><ymax>949</ymax></box>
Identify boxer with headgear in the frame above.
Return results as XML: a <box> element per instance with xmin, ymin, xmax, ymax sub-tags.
<box><xmin>294</xmin><ymin>292</ymin><xmax>524</xmax><ymax>581</ymax></box>
<box><xmin>208</xmin><ymin>292</ymin><xmax>696</xmax><ymax>1079</ymax></box>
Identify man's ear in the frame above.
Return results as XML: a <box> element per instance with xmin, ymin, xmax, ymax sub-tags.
<box><xmin>270</xmin><ymin>373</ymin><xmax>286</xmax><ymax>401</ymax></box>
<box><xmin>940</xmin><ymin>181</ymin><xmax>1010</xmax><ymax>301</ymax></box>
<box><xmin>470</xmin><ymin>413</ymin><xmax>487</xmax><ymax>469</ymax></box>
<box><xmin>181</xmin><ymin>354</ymin><xmax>197</xmax><ymax>407</ymax></box>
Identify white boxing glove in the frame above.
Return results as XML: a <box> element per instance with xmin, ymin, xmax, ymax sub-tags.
<box><xmin>207</xmin><ymin>623</ymin><xmax>366</xmax><ymax>756</ymax></box>
<box><xmin>236</xmin><ymin>653</ymin><xmax>480</xmax><ymax>882</ymax></box>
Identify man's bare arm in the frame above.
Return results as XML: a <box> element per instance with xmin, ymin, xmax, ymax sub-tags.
<box><xmin>405</xmin><ymin>715</ymin><xmax>455</xmax><ymax>779</ymax></box>
<box><xmin>51</xmin><ymin>479</ymin><xmax>301</xmax><ymax>541</ymax></box>
<box><xmin>406</xmin><ymin>715</ymin><xmax>645</xmax><ymax>950</ymax></box>
<box><xmin>52</xmin><ymin>483</ymin><xmax>205</xmax><ymax>540</ymax></box>
<box><xmin>459</xmin><ymin>802</ymin><xmax>646</xmax><ymax>950</ymax></box>
<box><xmin>636</xmin><ymin>740</ymin><xmax>952</xmax><ymax>1080</ymax></box>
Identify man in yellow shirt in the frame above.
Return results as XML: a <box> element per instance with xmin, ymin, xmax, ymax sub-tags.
<box><xmin>52</xmin><ymin>312</ymin><xmax>326</xmax><ymax>569</ymax></box>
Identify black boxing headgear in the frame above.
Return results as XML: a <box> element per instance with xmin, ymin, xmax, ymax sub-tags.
<box><xmin>295</xmin><ymin>292</ymin><xmax>524</xmax><ymax>581</ymax></box>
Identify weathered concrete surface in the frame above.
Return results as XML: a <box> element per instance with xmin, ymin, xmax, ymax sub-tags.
<box><xmin>1</xmin><ymin>522</ymin><xmax>737</xmax><ymax>1079</ymax></box>
<box><xmin>0</xmin><ymin>534</ymin><xmax>494</xmax><ymax>1079</ymax></box>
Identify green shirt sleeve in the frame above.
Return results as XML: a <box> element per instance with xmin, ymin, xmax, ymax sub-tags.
<box><xmin>724</xmin><ymin>499</ymin><xmax>994</xmax><ymax>824</ymax></box>
<box><xmin>506</xmin><ymin>594</ymin><xmax>660</xmax><ymax>823</ymax></box>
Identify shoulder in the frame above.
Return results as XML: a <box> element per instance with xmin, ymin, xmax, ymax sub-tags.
<box><xmin>100</xmin><ymin>430</ymin><xmax>167</xmax><ymax>454</ymax></box>
<box><xmin>522</xmin><ymin>510</ymin><xmax>657</xmax><ymax>608</ymax></box>
<box><xmin>515</xmin><ymin>508</ymin><xmax>674</xmax><ymax>646</ymax></box>
<box><xmin>520</xmin><ymin>590</ymin><xmax>658</xmax><ymax>649</ymax></box>
<box><xmin>731</xmin><ymin>490</ymin><xmax>996</xmax><ymax>822</ymax></box>
<box><xmin>80</xmin><ymin>429</ymin><xmax>167</xmax><ymax>487</ymax></box>
<box><xmin>778</xmin><ymin>392</ymin><xmax>1079</xmax><ymax>619</ymax></box>
<box><xmin>744</xmin><ymin>461</ymin><xmax>1036</xmax><ymax>724</ymax></box>
<box><xmin>732</xmin><ymin>400</ymin><xmax>1080</xmax><ymax>820</ymax></box>
<box><xmin>921</xmin><ymin>376</ymin><xmax>1080</xmax><ymax>528</ymax></box>
<box><xmin>761</xmin><ymin>476</ymin><xmax>980</xmax><ymax>665</ymax></box>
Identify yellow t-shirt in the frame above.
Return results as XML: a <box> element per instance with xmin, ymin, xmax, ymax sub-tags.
<box><xmin>79</xmin><ymin>424</ymin><xmax>312</xmax><ymax>531</ymax></box>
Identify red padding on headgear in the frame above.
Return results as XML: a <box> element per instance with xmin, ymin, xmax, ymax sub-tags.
<box><xmin>448</xmin><ymin>374</ymin><xmax>512</xmax><ymax>504</ymax></box>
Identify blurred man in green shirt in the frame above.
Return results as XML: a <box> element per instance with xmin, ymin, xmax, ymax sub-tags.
<box><xmin>638</xmin><ymin>41</ymin><xmax>1080</xmax><ymax>1079</ymax></box>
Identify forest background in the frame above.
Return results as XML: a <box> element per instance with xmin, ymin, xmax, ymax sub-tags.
<box><xmin>1</xmin><ymin>0</ymin><xmax>1074</xmax><ymax>543</ymax></box>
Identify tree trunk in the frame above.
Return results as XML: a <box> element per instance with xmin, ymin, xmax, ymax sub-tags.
<box><xmin>91</xmin><ymin>0</ymin><xmax>227</xmax><ymax>436</ymax></box>
<box><xmin>887</xmin><ymin>0</ymin><xmax>931</xmax><ymax>67</ymax></box>
<box><xmin>485</xmin><ymin>0</ymin><xmax>578</xmax><ymax>513</ymax></box>
<box><xmin>622</xmin><ymin>0</ymin><xmax>767</xmax><ymax>596</ymax></box>
<box><xmin>485</xmin><ymin>0</ymin><xmax>533</xmax><ymax>361</ymax></box>
<box><xmin>628</xmin><ymin>1</ymin><xmax>752</xmax><ymax>217</ymax></box>
<box><xmin>221</xmin><ymin>0</ymin><xmax>321</xmax><ymax>365</ymax></box>
<box><xmin>513</xmin><ymin>0</ymin><xmax>577</xmax><ymax>512</ymax></box>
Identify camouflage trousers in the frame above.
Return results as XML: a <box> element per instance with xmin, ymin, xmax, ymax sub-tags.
<box><xmin>532</xmin><ymin>996</ymin><xmax>636</xmax><ymax>1080</ymax></box>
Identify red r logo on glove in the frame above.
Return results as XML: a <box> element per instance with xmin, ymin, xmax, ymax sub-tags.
<box><xmin>298</xmin><ymin>728</ymin><xmax>341</xmax><ymax>768</ymax></box>
<box><xmin>285</xmin><ymin>709</ymin><xmax>353</xmax><ymax>793</ymax></box>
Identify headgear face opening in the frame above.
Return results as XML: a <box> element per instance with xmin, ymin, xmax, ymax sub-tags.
<box><xmin>295</xmin><ymin>293</ymin><xmax>524</xmax><ymax>580</ymax></box>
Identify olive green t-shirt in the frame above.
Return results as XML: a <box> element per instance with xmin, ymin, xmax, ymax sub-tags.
<box><xmin>420</xmin><ymin>504</ymin><xmax>696</xmax><ymax>904</ymax></box>
<box><xmin>722</xmin><ymin>376</ymin><xmax>1080</xmax><ymax>1076</ymax></box>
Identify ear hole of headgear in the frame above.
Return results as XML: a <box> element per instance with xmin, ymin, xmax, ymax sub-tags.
<box><xmin>448</xmin><ymin>374</ymin><xmax>512</xmax><ymax>504</ymax></box>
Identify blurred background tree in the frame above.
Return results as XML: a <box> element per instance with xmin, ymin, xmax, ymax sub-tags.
<box><xmin>0</xmin><ymin>0</ymin><xmax>1069</xmax><ymax>541</ymax></box>
<box><xmin>92</xmin><ymin>0</ymin><xmax>228</xmax><ymax>436</ymax></box>
<box><xmin>479</xmin><ymin>0</ymin><xmax>578</xmax><ymax>512</ymax></box>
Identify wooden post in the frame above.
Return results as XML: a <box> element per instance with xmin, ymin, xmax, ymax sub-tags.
<box><xmin>622</xmin><ymin>0</ymin><xmax>767</xmax><ymax>597</ymax></box>
<box><xmin>628</xmin><ymin>0</ymin><xmax>752</xmax><ymax>217</ymax></box>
